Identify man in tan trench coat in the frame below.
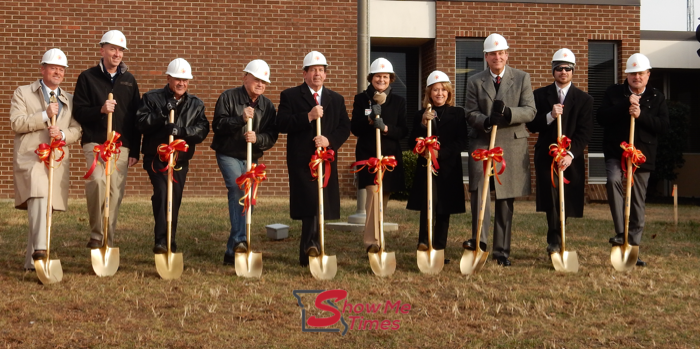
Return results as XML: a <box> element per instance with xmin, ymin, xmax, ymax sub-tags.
<box><xmin>10</xmin><ymin>49</ymin><xmax>82</xmax><ymax>270</ymax></box>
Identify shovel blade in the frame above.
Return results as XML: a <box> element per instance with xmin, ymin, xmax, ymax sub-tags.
<box><xmin>610</xmin><ymin>244</ymin><xmax>639</xmax><ymax>272</ymax></box>
<box><xmin>235</xmin><ymin>252</ymin><xmax>263</xmax><ymax>278</ymax></box>
<box><xmin>155</xmin><ymin>252</ymin><xmax>184</xmax><ymax>280</ymax></box>
<box><xmin>551</xmin><ymin>250</ymin><xmax>579</xmax><ymax>273</ymax></box>
<box><xmin>34</xmin><ymin>259</ymin><xmax>63</xmax><ymax>284</ymax></box>
<box><xmin>309</xmin><ymin>255</ymin><xmax>337</xmax><ymax>280</ymax></box>
<box><xmin>460</xmin><ymin>249</ymin><xmax>489</xmax><ymax>275</ymax></box>
<box><xmin>417</xmin><ymin>249</ymin><xmax>444</xmax><ymax>275</ymax></box>
<box><xmin>368</xmin><ymin>251</ymin><xmax>396</xmax><ymax>277</ymax></box>
<box><xmin>91</xmin><ymin>247</ymin><xmax>120</xmax><ymax>277</ymax></box>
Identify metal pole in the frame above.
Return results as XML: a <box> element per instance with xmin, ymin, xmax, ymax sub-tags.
<box><xmin>350</xmin><ymin>0</ymin><xmax>370</xmax><ymax>224</ymax></box>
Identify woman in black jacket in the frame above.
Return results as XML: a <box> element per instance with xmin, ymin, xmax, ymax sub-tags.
<box><xmin>406</xmin><ymin>71</ymin><xmax>467</xmax><ymax>252</ymax></box>
<box><xmin>351</xmin><ymin>58</ymin><xmax>408</xmax><ymax>253</ymax></box>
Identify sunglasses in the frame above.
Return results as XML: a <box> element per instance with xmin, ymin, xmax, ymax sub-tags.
<box><xmin>554</xmin><ymin>66</ymin><xmax>573</xmax><ymax>72</ymax></box>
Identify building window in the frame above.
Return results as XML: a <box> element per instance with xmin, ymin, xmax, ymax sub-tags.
<box><xmin>456</xmin><ymin>38</ymin><xmax>485</xmax><ymax>183</ymax></box>
<box><xmin>588</xmin><ymin>41</ymin><xmax>618</xmax><ymax>184</ymax></box>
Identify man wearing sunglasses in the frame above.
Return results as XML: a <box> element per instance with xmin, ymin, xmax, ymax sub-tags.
<box><xmin>527</xmin><ymin>48</ymin><xmax>593</xmax><ymax>257</ymax></box>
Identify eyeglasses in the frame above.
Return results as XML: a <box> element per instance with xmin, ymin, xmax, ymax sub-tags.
<box><xmin>554</xmin><ymin>66</ymin><xmax>573</xmax><ymax>72</ymax></box>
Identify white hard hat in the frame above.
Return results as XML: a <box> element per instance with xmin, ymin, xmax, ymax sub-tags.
<box><xmin>426</xmin><ymin>70</ymin><xmax>450</xmax><ymax>87</ymax></box>
<box><xmin>369</xmin><ymin>58</ymin><xmax>394</xmax><ymax>74</ymax></box>
<box><xmin>243</xmin><ymin>59</ymin><xmax>271</xmax><ymax>83</ymax></box>
<box><xmin>302</xmin><ymin>51</ymin><xmax>328</xmax><ymax>69</ymax></box>
<box><xmin>166</xmin><ymin>58</ymin><xmax>193</xmax><ymax>79</ymax></box>
<box><xmin>41</xmin><ymin>48</ymin><xmax>68</xmax><ymax>68</ymax></box>
<box><xmin>552</xmin><ymin>48</ymin><xmax>576</xmax><ymax>66</ymax></box>
<box><xmin>624</xmin><ymin>53</ymin><xmax>652</xmax><ymax>73</ymax></box>
<box><xmin>483</xmin><ymin>33</ymin><xmax>509</xmax><ymax>53</ymax></box>
<box><xmin>100</xmin><ymin>30</ymin><xmax>128</xmax><ymax>50</ymax></box>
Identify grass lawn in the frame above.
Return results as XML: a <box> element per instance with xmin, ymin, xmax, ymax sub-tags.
<box><xmin>0</xmin><ymin>197</ymin><xmax>699</xmax><ymax>348</ymax></box>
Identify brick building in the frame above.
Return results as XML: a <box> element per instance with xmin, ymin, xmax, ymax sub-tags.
<box><xmin>0</xmin><ymin>0</ymin><xmax>640</xmax><ymax>202</ymax></box>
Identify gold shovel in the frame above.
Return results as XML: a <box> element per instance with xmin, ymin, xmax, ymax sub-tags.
<box><xmin>460</xmin><ymin>125</ymin><xmax>495</xmax><ymax>275</ymax></box>
<box><xmin>309</xmin><ymin>117</ymin><xmax>338</xmax><ymax>280</ymax></box>
<box><xmin>417</xmin><ymin>105</ymin><xmax>444</xmax><ymax>275</ymax></box>
<box><xmin>91</xmin><ymin>93</ymin><xmax>120</xmax><ymax>277</ymax></box>
<box><xmin>35</xmin><ymin>104</ymin><xmax>63</xmax><ymax>284</ymax></box>
<box><xmin>155</xmin><ymin>109</ymin><xmax>184</xmax><ymax>279</ymax></box>
<box><xmin>368</xmin><ymin>110</ymin><xmax>396</xmax><ymax>277</ymax></box>
<box><xmin>550</xmin><ymin>115</ymin><xmax>579</xmax><ymax>272</ymax></box>
<box><xmin>235</xmin><ymin>118</ymin><xmax>263</xmax><ymax>278</ymax></box>
<box><xmin>611</xmin><ymin>115</ymin><xmax>640</xmax><ymax>271</ymax></box>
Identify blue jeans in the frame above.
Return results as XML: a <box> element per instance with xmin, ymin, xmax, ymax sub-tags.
<box><xmin>216</xmin><ymin>153</ymin><xmax>254</xmax><ymax>256</ymax></box>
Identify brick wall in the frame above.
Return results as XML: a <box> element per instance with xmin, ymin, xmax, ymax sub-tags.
<box><xmin>434</xmin><ymin>1</ymin><xmax>640</xmax><ymax>198</ymax></box>
<box><xmin>0</xmin><ymin>0</ymin><xmax>359</xmax><ymax>200</ymax></box>
<box><xmin>0</xmin><ymin>1</ymin><xmax>639</xmax><ymax>201</ymax></box>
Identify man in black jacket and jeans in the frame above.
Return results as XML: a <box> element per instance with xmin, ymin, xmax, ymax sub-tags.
<box><xmin>73</xmin><ymin>30</ymin><xmax>141</xmax><ymax>249</ymax></box>
<box><xmin>136</xmin><ymin>58</ymin><xmax>209</xmax><ymax>253</ymax></box>
<box><xmin>597</xmin><ymin>53</ymin><xmax>668</xmax><ymax>267</ymax></box>
<box><xmin>211</xmin><ymin>60</ymin><xmax>278</xmax><ymax>265</ymax></box>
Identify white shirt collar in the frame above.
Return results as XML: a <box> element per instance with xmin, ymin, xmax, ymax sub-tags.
<box><xmin>308</xmin><ymin>85</ymin><xmax>323</xmax><ymax>104</ymax></box>
<box><xmin>490</xmin><ymin>66</ymin><xmax>506</xmax><ymax>82</ymax></box>
<box><xmin>40</xmin><ymin>80</ymin><xmax>60</xmax><ymax>99</ymax></box>
<box><xmin>628</xmin><ymin>85</ymin><xmax>646</xmax><ymax>96</ymax></box>
<box><xmin>556</xmin><ymin>82</ymin><xmax>572</xmax><ymax>97</ymax></box>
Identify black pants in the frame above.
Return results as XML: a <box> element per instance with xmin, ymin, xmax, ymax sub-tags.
<box><xmin>418</xmin><ymin>209</ymin><xmax>450</xmax><ymax>250</ymax></box>
<box><xmin>144</xmin><ymin>155</ymin><xmax>189</xmax><ymax>251</ymax></box>
<box><xmin>299</xmin><ymin>215</ymin><xmax>320</xmax><ymax>265</ymax></box>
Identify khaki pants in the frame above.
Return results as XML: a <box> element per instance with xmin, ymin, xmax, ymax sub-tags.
<box><xmin>363</xmin><ymin>185</ymin><xmax>389</xmax><ymax>248</ymax></box>
<box><xmin>24</xmin><ymin>197</ymin><xmax>47</xmax><ymax>269</ymax></box>
<box><xmin>83</xmin><ymin>143</ymin><xmax>130</xmax><ymax>246</ymax></box>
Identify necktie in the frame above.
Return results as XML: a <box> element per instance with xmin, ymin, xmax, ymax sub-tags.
<box><xmin>495</xmin><ymin>76</ymin><xmax>501</xmax><ymax>85</ymax></box>
<box><xmin>559</xmin><ymin>89</ymin><xmax>565</xmax><ymax>105</ymax></box>
<box><xmin>313</xmin><ymin>92</ymin><xmax>319</xmax><ymax>105</ymax></box>
<box><xmin>49</xmin><ymin>91</ymin><xmax>56</xmax><ymax>103</ymax></box>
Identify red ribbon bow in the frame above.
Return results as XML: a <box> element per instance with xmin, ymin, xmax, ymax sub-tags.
<box><xmin>413</xmin><ymin>135</ymin><xmax>440</xmax><ymax>175</ymax></box>
<box><xmin>472</xmin><ymin>147</ymin><xmax>506</xmax><ymax>185</ymax></box>
<box><xmin>350</xmin><ymin>155</ymin><xmax>398</xmax><ymax>191</ymax></box>
<box><xmin>153</xmin><ymin>139</ymin><xmax>189</xmax><ymax>182</ymax></box>
<box><xmin>620</xmin><ymin>141</ymin><xmax>646</xmax><ymax>185</ymax></box>
<box><xmin>35</xmin><ymin>138</ymin><xmax>66</xmax><ymax>168</ymax></box>
<box><xmin>235</xmin><ymin>163</ymin><xmax>267</xmax><ymax>214</ymax></box>
<box><xmin>548</xmin><ymin>136</ymin><xmax>572</xmax><ymax>188</ymax></box>
<box><xmin>309</xmin><ymin>148</ymin><xmax>335</xmax><ymax>188</ymax></box>
<box><xmin>83</xmin><ymin>131</ymin><xmax>122</xmax><ymax>179</ymax></box>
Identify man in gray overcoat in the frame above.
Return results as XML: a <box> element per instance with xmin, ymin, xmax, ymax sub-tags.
<box><xmin>464</xmin><ymin>34</ymin><xmax>536</xmax><ymax>266</ymax></box>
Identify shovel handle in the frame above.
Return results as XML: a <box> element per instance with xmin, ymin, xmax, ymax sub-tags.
<box><xmin>425</xmin><ymin>104</ymin><xmax>433</xmax><ymax>250</ymax></box>
<box><xmin>102</xmin><ymin>93</ymin><xmax>114</xmax><ymax>248</ymax></box>
<box><xmin>623</xmin><ymin>116</ymin><xmax>636</xmax><ymax>246</ymax></box>
<box><xmin>316</xmin><ymin>117</ymin><xmax>325</xmax><ymax>255</ymax></box>
<box><xmin>475</xmin><ymin>125</ymin><xmax>497</xmax><ymax>248</ymax></box>
<box><xmin>44</xmin><ymin>112</ymin><xmax>57</xmax><ymax>261</ymax></box>
<box><xmin>166</xmin><ymin>109</ymin><xmax>175</xmax><ymax>254</ymax></box>
<box><xmin>557</xmin><ymin>114</ymin><xmax>566</xmax><ymax>254</ymax></box>
<box><xmin>375</xmin><ymin>111</ymin><xmax>385</xmax><ymax>251</ymax></box>
<box><xmin>245</xmin><ymin>117</ymin><xmax>253</xmax><ymax>244</ymax></box>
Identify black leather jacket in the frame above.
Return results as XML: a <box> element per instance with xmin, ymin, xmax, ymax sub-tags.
<box><xmin>596</xmin><ymin>80</ymin><xmax>669</xmax><ymax>171</ymax></box>
<box><xmin>136</xmin><ymin>85</ymin><xmax>210</xmax><ymax>161</ymax></box>
<box><xmin>211</xmin><ymin>86</ymin><xmax>278</xmax><ymax>160</ymax></box>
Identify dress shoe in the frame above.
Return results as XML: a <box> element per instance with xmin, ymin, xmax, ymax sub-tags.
<box><xmin>234</xmin><ymin>241</ymin><xmax>248</xmax><ymax>253</ymax></box>
<box><xmin>86</xmin><ymin>238</ymin><xmax>102</xmax><ymax>249</ymax></box>
<box><xmin>609</xmin><ymin>234</ymin><xmax>625</xmax><ymax>246</ymax></box>
<box><xmin>153</xmin><ymin>244</ymin><xmax>167</xmax><ymax>254</ymax></box>
<box><xmin>546</xmin><ymin>243</ymin><xmax>561</xmax><ymax>254</ymax></box>
<box><xmin>444</xmin><ymin>259</ymin><xmax>450</xmax><ymax>264</ymax></box>
<box><xmin>496</xmin><ymin>256</ymin><xmax>511</xmax><ymax>267</ymax></box>
<box><xmin>366</xmin><ymin>244</ymin><xmax>380</xmax><ymax>253</ymax></box>
<box><xmin>463</xmin><ymin>239</ymin><xmax>487</xmax><ymax>251</ymax></box>
<box><xmin>305</xmin><ymin>246</ymin><xmax>320</xmax><ymax>257</ymax></box>
<box><xmin>417</xmin><ymin>242</ymin><xmax>429</xmax><ymax>251</ymax></box>
<box><xmin>636</xmin><ymin>258</ymin><xmax>647</xmax><ymax>267</ymax></box>
<box><xmin>31</xmin><ymin>250</ymin><xmax>46</xmax><ymax>260</ymax></box>
<box><xmin>223</xmin><ymin>253</ymin><xmax>235</xmax><ymax>266</ymax></box>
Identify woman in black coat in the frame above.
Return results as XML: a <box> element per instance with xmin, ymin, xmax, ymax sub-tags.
<box><xmin>351</xmin><ymin>58</ymin><xmax>408</xmax><ymax>253</ymax></box>
<box><xmin>406</xmin><ymin>71</ymin><xmax>467</xmax><ymax>251</ymax></box>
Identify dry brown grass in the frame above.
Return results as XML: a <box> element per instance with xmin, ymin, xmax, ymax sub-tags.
<box><xmin>0</xmin><ymin>197</ymin><xmax>699</xmax><ymax>348</ymax></box>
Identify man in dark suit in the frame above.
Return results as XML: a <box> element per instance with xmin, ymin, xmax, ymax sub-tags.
<box><xmin>277</xmin><ymin>51</ymin><xmax>351</xmax><ymax>266</ymax></box>
<box><xmin>464</xmin><ymin>33</ymin><xmax>536</xmax><ymax>267</ymax></box>
<box><xmin>597</xmin><ymin>53</ymin><xmax>668</xmax><ymax>267</ymax></box>
<box><xmin>527</xmin><ymin>48</ymin><xmax>593</xmax><ymax>255</ymax></box>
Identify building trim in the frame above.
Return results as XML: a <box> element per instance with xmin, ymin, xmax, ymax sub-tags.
<box><xmin>641</xmin><ymin>30</ymin><xmax>696</xmax><ymax>41</ymax></box>
<box><xmin>443</xmin><ymin>0</ymin><xmax>639</xmax><ymax>5</ymax></box>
